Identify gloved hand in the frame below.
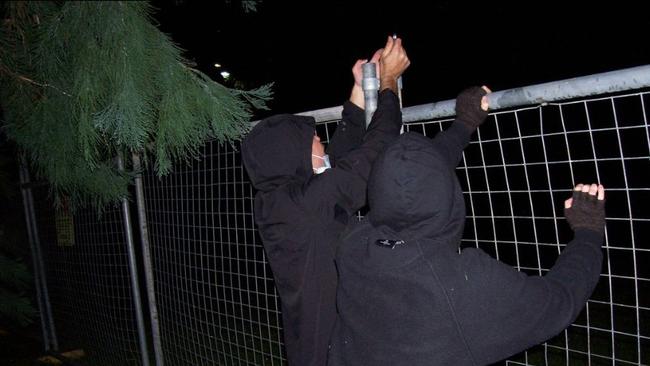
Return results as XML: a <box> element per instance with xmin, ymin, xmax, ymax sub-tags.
<box><xmin>455</xmin><ymin>86</ymin><xmax>489</xmax><ymax>131</ymax></box>
<box><xmin>564</xmin><ymin>183</ymin><xmax>606</xmax><ymax>235</ymax></box>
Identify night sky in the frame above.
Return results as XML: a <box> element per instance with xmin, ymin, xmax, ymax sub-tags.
<box><xmin>152</xmin><ymin>1</ymin><xmax>650</xmax><ymax>119</ymax></box>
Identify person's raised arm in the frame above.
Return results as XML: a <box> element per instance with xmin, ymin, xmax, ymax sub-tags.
<box><xmin>327</xmin><ymin>50</ymin><xmax>383</xmax><ymax>164</ymax></box>
<box><xmin>544</xmin><ymin>183</ymin><xmax>605</xmax><ymax>317</ymax></box>
<box><xmin>460</xmin><ymin>183</ymin><xmax>605</xmax><ymax>364</ymax></box>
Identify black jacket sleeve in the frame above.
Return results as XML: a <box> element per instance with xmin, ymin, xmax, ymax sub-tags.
<box><xmin>303</xmin><ymin>90</ymin><xmax>402</xmax><ymax>214</ymax></box>
<box><xmin>431</xmin><ymin>121</ymin><xmax>474</xmax><ymax>169</ymax></box>
<box><xmin>326</xmin><ymin>101</ymin><xmax>366</xmax><ymax>166</ymax></box>
<box><xmin>458</xmin><ymin>229</ymin><xmax>603</xmax><ymax>365</ymax></box>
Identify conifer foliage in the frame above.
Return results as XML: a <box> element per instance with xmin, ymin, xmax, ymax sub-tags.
<box><xmin>0</xmin><ymin>1</ymin><xmax>271</xmax><ymax>208</ymax></box>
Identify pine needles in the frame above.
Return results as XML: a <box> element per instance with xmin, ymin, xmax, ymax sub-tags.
<box><xmin>1</xmin><ymin>1</ymin><xmax>272</xmax><ymax>209</ymax></box>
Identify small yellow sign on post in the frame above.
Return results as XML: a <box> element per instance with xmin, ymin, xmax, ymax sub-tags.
<box><xmin>55</xmin><ymin>209</ymin><xmax>75</xmax><ymax>247</ymax></box>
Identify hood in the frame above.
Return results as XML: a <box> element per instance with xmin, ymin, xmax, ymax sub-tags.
<box><xmin>242</xmin><ymin>114</ymin><xmax>315</xmax><ymax>192</ymax></box>
<box><xmin>366</xmin><ymin>132</ymin><xmax>465</xmax><ymax>252</ymax></box>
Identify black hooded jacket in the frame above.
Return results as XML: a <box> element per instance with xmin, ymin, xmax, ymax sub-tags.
<box><xmin>242</xmin><ymin>91</ymin><xmax>401</xmax><ymax>366</ymax></box>
<box><xmin>328</xmin><ymin>126</ymin><xmax>603</xmax><ymax>365</ymax></box>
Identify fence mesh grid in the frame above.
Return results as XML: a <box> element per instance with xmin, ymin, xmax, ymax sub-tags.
<box><xmin>143</xmin><ymin>140</ymin><xmax>285</xmax><ymax>365</ymax></box>
<box><xmin>33</xmin><ymin>187</ymin><xmax>142</xmax><ymax>365</ymax></box>
<box><xmin>31</xmin><ymin>90</ymin><xmax>649</xmax><ymax>366</ymax></box>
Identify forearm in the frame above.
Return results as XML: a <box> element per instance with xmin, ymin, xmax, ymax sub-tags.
<box><xmin>512</xmin><ymin>230</ymin><xmax>603</xmax><ymax>348</ymax></box>
<box><xmin>349</xmin><ymin>84</ymin><xmax>364</xmax><ymax>109</ymax></box>
<box><xmin>432</xmin><ymin>120</ymin><xmax>474</xmax><ymax>168</ymax></box>
<box><xmin>326</xmin><ymin>100</ymin><xmax>366</xmax><ymax>164</ymax></box>
<box><xmin>364</xmin><ymin>89</ymin><xmax>402</xmax><ymax>141</ymax></box>
<box><xmin>545</xmin><ymin>229</ymin><xmax>603</xmax><ymax>319</ymax></box>
<box><xmin>327</xmin><ymin>90</ymin><xmax>401</xmax><ymax>212</ymax></box>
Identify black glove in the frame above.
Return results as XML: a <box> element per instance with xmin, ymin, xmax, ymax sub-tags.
<box><xmin>455</xmin><ymin>86</ymin><xmax>488</xmax><ymax>131</ymax></box>
<box><xmin>564</xmin><ymin>190</ymin><xmax>606</xmax><ymax>235</ymax></box>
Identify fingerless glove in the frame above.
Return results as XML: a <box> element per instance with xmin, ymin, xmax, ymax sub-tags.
<box><xmin>565</xmin><ymin>190</ymin><xmax>606</xmax><ymax>235</ymax></box>
<box><xmin>455</xmin><ymin>86</ymin><xmax>488</xmax><ymax>131</ymax></box>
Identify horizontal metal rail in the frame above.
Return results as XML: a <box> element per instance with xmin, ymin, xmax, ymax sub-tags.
<box><xmin>290</xmin><ymin>64</ymin><xmax>650</xmax><ymax>123</ymax></box>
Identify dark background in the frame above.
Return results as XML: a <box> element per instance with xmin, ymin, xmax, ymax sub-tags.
<box><xmin>151</xmin><ymin>1</ymin><xmax>650</xmax><ymax>118</ymax></box>
<box><xmin>2</xmin><ymin>2</ymin><xmax>648</xmax><ymax>364</ymax></box>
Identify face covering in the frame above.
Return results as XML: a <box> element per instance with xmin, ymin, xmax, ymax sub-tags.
<box><xmin>312</xmin><ymin>154</ymin><xmax>331</xmax><ymax>174</ymax></box>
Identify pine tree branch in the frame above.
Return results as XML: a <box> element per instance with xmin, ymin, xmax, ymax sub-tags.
<box><xmin>1</xmin><ymin>1</ymin><xmax>272</xmax><ymax>210</ymax></box>
<box><xmin>0</xmin><ymin>63</ymin><xmax>72</xmax><ymax>97</ymax></box>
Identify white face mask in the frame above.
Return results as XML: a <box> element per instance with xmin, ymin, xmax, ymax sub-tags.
<box><xmin>312</xmin><ymin>154</ymin><xmax>331</xmax><ymax>174</ymax></box>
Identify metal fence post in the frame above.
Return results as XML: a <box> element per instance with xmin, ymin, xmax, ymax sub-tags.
<box><xmin>362</xmin><ymin>62</ymin><xmax>379</xmax><ymax>127</ymax></box>
<box><xmin>132</xmin><ymin>153</ymin><xmax>164</xmax><ymax>366</ymax></box>
<box><xmin>18</xmin><ymin>159</ymin><xmax>58</xmax><ymax>352</ymax></box>
<box><xmin>117</xmin><ymin>154</ymin><xmax>151</xmax><ymax>366</ymax></box>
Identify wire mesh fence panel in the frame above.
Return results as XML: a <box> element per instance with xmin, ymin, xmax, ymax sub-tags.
<box><xmin>18</xmin><ymin>65</ymin><xmax>648</xmax><ymax>365</ymax></box>
<box><xmin>32</xmin><ymin>187</ymin><xmax>142</xmax><ymax>365</ymax></box>
<box><xmin>404</xmin><ymin>91</ymin><xmax>650</xmax><ymax>366</ymax></box>
<box><xmin>143</xmin><ymin>140</ymin><xmax>285</xmax><ymax>366</ymax></box>
<box><xmin>139</xmin><ymin>90</ymin><xmax>648</xmax><ymax>366</ymax></box>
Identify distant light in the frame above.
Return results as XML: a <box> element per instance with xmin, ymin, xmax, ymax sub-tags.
<box><xmin>220</xmin><ymin>71</ymin><xmax>231</xmax><ymax>79</ymax></box>
<box><xmin>214</xmin><ymin>63</ymin><xmax>221</xmax><ymax>68</ymax></box>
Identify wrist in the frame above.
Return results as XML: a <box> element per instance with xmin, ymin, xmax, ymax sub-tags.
<box><xmin>456</xmin><ymin>117</ymin><xmax>479</xmax><ymax>132</ymax></box>
<box><xmin>573</xmin><ymin>228</ymin><xmax>604</xmax><ymax>245</ymax></box>
<box><xmin>455</xmin><ymin>111</ymin><xmax>486</xmax><ymax>130</ymax></box>
<box><xmin>349</xmin><ymin>85</ymin><xmax>364</xmax><ymax>109</ymax></box>
<box><xmin>451</xmin><ymin>119</ymin><xmax>476</xmax><ymax>135</ymax></box>
<box><xmin>380</xmin><ymin>77</ymin><xmax>398</xmax><ymax>93</ymax></box>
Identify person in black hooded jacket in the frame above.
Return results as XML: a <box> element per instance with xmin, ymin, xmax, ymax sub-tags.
<box><xmin>328</xmin><ymin>86</ymin><xmax>606</xmax><ymax>366</ymax></box>
<box><xmin>241</xmin><ymin>36</ymin><xmax>410</xmax><ymax>366</ymax></box>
